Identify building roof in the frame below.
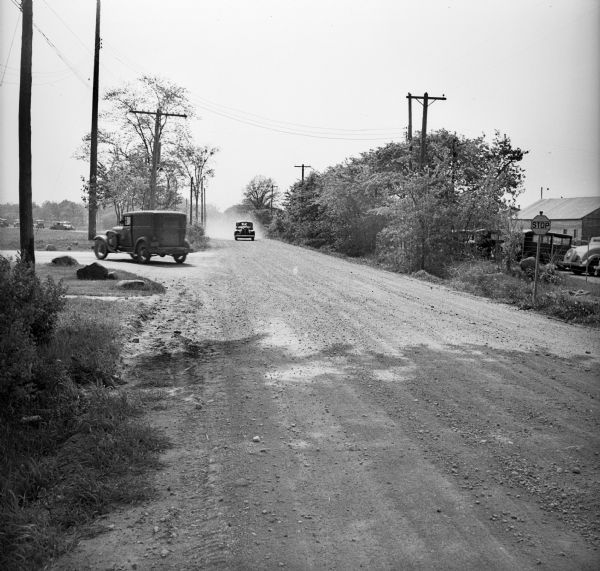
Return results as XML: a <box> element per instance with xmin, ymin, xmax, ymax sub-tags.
<box><xmin>518</xmin><ymin>197</ymin><xmax>600</xmax><ymax>220</ymax></box>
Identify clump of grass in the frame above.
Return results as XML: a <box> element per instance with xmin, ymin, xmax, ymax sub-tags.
<box><xmin>0</xmin><ymin>286</ymin><xmax>170</xmax><ymax>570</ymax></box>
<box><xmin>0</xmin><ymin>385</ymin><xmax>169</xmax><ymax>569</ymax></box>
<box><xmin>447</xmin><ymin>260</ymin><xmax>600</xmax><ymax>325</ymax></box>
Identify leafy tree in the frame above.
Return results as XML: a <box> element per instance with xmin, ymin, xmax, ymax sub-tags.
<box><xmin>174</xmin><ymin>134</ymin><xmax>218</xmax><ymax>223</ymax></box>
<box><xmin>78</xmin><ymin>75</ymin><xmax>201</xmax><ymax>219</ymax></box>
<box><xmin>243</xmin><ymin>175</ymin><xmax>278</xmax><ymax>210</ymax></box>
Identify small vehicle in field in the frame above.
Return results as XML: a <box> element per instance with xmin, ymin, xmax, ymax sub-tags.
<box><xmin>562</xmin><ymin>237</ymin><xmax>600</xmax><ymax>275</ymax></box>
<box><xmin>234</xmin><ymin>221</ymin><xmax>255</xmax><ymax>241</ymax></box>
<box><xmin>35</xmin><ymin>219</ymin><xmax>45</xmax><ymax>229</ymax></box>
<box><xmin>93</xmin><ymin>210</ymin><xmax>190</xmax><ymax>264</ymax></box>
<box><xmin>50</xmin><ymin>221</ymin><xmax>73</xmax><ymax>230</ymax></box>
<box><xmin>0</xmin><ymin>218</ymin><xmax>8</xmax><ymax>227</ymax></box>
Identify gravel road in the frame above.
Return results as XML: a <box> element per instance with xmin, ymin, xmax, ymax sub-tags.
<box><xmin>48</xmin><ymin>239</ymin><xmax>599</xmax><ymax>570</ymax></box>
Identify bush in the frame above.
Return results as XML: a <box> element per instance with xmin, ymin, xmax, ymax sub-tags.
<box><xmin>186</xmin><ymin>223</ymin><xmax>209</xmax><ymax>250</ymax></box>
<box><xmin>0</xmin><ymin>256</ymin><xmax>66</xmax><ymax>408</ymax></box>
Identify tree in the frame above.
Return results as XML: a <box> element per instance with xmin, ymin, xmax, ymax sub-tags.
<box><xmin>243</xmin><ymin>175</ymin><xmax>278</xmax><ymax>210</ymax></box>
<box><xmin>77</xmin><ymin>75</ymin><xmax>205</xmax><ymax>221</ymax></box>
<box><xmin>174</xmin><ymin>135</ymin><xmax>218</xmax><ymax>224</ymax></box>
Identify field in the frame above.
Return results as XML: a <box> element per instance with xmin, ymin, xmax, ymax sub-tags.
<box><xmin>0</xmin><ymin>226</ymin><xmax>92</xmax><ymax>252</ymax></box>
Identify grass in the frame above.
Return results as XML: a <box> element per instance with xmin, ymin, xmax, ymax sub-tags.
<box><xmin>0</xmin><ymin>297</ymin><xmax>170</xmax><ymax>570</ymax></box>
<box><xmin>0</xmin><ymin>227</ymin><xmax>92</xmax><ymax>252</ymax></box>
<box><xmin>35</xmin><ymin>260</ymin><xmax>165</xmax><ymax>297</ymax></box>
<box><xmin>439</xmin><ymin>260</ymin><xmax>600</xmax><ymax>326</ymax></box>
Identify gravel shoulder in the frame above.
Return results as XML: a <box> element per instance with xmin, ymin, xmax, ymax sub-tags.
<box><xmin>49</xmin><ymin>240</ymin><xmax>599</xmax><ymax>570</ymax></box>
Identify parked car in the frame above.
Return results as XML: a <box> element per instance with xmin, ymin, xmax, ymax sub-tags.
<box><xmin>234</xmin><ymin>221</ymin><xmax>255</xmax><ymax>241</ymax></box>
<box><xmin>562</xmin><ymin>237</ymin><xmax>600</xmax><ymax>275</ymax></box>
<box><xmin>35</xmin><ymin>219</ymin><xmax>45</xmax><ymax>229</ymax></box>
<box><xmin>50</xmin><ymin>221</ymin><xmax>74</xmax><ymax>230</ymax></box>
<box><xmin>0</xmin><ymin>218</ymin><xmax>8</xmax><ymax>227</ymax></box>
<box><xmin>93</xmin><ymin>210</ymin><xmax>191</xmax><ymax>264</ymax></box>
<box><xmin>521</xmin><ymin>230</ymin><xmax>572</xmax><ymax>265</ymax></box>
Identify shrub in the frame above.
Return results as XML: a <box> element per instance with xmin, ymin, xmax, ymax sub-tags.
<box><xmin>186</xmin><ymin>223</ymin><xmax>208</xmax><ymax>250</ymax></box>
<box><xmin>0</xmin><ymin>256</ymin><xmax>66</xmax><ymax>408</ymax></box>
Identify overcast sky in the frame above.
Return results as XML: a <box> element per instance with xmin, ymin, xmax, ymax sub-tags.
<box><xmin>1</xmin><ymin>0</ymin><xmax>598</xmax><ymax>212</ymax></box>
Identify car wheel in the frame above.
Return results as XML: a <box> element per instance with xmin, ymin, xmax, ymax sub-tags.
<box><xmin>173</xmin><ymin>253</ymin><xmax>187</xmax><ymax>264</ymax></box>
<box><xmin>251</xmin><ymin>237</ymin><xmax>255</xmax><ymax>241</ymax></box>
<box><xmin>234</xmin><ymin>237</ymin><xmax>238</xmax><ymax>241</ymax></box>
<box><xmin>587</xmin><ymin>259</ymin><xmax>599</xmax><ymax>275</ymax></box>
<box><xmin>136</xmin><ymin>242</ymin><xmax>151</xmax><ymax>264</ymax></box>
<box><xmin>94</xmin><ymin>240</ymin><xmax>108</xmax><ymax>260</ymax></box>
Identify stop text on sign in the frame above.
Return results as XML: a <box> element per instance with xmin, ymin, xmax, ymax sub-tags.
<box><xmin>531</xmin><ymin>214</ymin><xmax>551</xmax><ymax>235</ymax></box>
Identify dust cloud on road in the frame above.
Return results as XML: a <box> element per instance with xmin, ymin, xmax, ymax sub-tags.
<box><xmin>52</xmin><ymin>239</ymin><xmax>599</xmax><ymax>570</ymax></box>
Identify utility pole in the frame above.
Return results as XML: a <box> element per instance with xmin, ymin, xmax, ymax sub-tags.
<box><xmin>129</xmin><ymin>109</ymin><xmax>187</xmax><ymax>208</ymax></box>
<box><xmin>406</xmin><ymin>92</ymin><xmax>446</xmax><ymax>170</ymax></box>
<box><xmin>88</xmin><ymin>0</ymin><xmax>101</xmax><ymax>240</ymax></box>
<box><xmin>18</xmin><ymin>0</ymin><xmax>34</xmax><ymax>264</ymax></box>
<box><xmin>200</xmin><ymin>176</ymin><xmax>205</xmax><ymax>227</ymax></box>
<box><xmin>189</xmin><ymin>176</ymin><xmax>193</xmax><ymax>224</ymax></box>
<box><xmin>270</xmin><ymin>184</ymin><xmax>278</xmax><ymax>214</ymax></box>
<box><xmin>294</xmin><ymin>164</ymin><xmax>312</xmax><ymax>182</ymax></box>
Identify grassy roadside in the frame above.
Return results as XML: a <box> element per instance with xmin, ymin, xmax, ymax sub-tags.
<box><xmin>0</xmin><ymin>227</ymin><xmax>92</xmax><ymax>252</ymax></box>
<box><xmin>0</xmin><ymin>259</ymin><xmax>169</xmax><ymax>570</ymax></box>
<box><xmin>416</xmin><ymin>260</ymin><xmax>600</xmax><ymax>326</ymax></box>
<box><xmin>37</xmin><ymin>259</ymin><xmax>165</xmax><ymax>297</ymax></box>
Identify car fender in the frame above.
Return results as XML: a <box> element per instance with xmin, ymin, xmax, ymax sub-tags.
<box><xmin>93</xmin><ymin>235</ymin><xmax>116</xmax><ymax>253</ymax></box>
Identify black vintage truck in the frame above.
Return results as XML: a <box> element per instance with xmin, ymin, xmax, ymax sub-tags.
<box><xmin>94</xmin><ymin>210</ymin><xmax>191</xmax><ymax>264</ymax></box>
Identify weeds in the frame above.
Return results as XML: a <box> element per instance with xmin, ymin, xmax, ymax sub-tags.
<box><xmin>0</xmin><ymin>259</ymin><xmax>169</xmax><ymax>570</ymax></box>
<box><xmin>443</xmin><ymin>260</ymin><xmax>600</xmax><ymax>325</ymax></box>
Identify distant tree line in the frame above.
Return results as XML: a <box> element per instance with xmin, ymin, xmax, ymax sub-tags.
<box><xmin>264</xmin><ymin>129</ymin><xmax>526</xmax><ymax>275</ymax></box>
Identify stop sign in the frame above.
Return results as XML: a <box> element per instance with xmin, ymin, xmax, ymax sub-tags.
<box><xmin>531</xmin><ymin>213</ymin><xmax>551</xmax><ymax>235</ymax></box>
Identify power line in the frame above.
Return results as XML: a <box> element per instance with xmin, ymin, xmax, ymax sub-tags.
<box><xmin>9</xmin><ymin>0</ymin><xmax>90</xmax><ymax>89</ymax></box>
<box><xmin>0</xmin><ymin>12</ymin><xmax>21</xmax><ymax>86</ymax></box>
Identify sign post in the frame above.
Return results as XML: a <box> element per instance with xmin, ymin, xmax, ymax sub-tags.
<box><xmin>531</xmin><ymin>211</ymin><xmax>551</xmax><ymax>304</ymax></box>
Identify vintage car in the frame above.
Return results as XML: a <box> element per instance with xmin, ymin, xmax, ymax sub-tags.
<box><xmin>50</xmin><ymin>221</ymin><xmax>74</xmax><ymax>230</ymax></box>
<box><xmin>93</xmin><ymin>210</ymin><xmax>190</xmax><ymax>264</ymax></box>
<box><xmin>562</xmin><ymin>237</ymin><xmax>600</xmax><ymax>275</ymax></box>
<box><xmin>35</xmin><ymin>219</ymin><xmax>45</xmax><ymax>229</ymax></box>
<box><xmin>234</xmin><ymin>221</ymin><xmax>255</xmax><ymax>241</ymax></box>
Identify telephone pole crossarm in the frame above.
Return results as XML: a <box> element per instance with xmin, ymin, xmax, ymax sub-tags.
<box><xmin>294</xmin><ymin>164</ymin><xmax>312</xmax><ymax>182</ymax></box>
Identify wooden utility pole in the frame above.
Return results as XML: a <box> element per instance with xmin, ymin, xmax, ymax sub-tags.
<box><xmin>129</xmin><ymin>109</ymin><xmax>187</xmax><ymax>208</ymax></box>
<box><xmin>270</xmin><ymin>184</ymin><xmax>278</xmax><ymax>214</ymax></box>
<box><xmin>201</xmin><ymin>176</ymin><xmax>206</xmax><ymax>227</ymax></box>
<box><xmin>294</xmin><ymin>164</ymin><xmax>312</xmax><ymax>182</ymax></box>
<box><xmin>18</xmin><ymin>0</ymin><xmax>34</xmax><ymax>264</ymax></box>
<box><xmin>88</xmin><ymin>0</ymin><xmax>101</xmax><ymax>240</ymax></box>
<box><xmin>189</xmin><ymin>176</ymin><xmax>193</xmax><ymax>224</ymax></box>
<box><xmin>406</xmin><ymin>92</ymin><xmax>446</xmax><ymax>169</ymax></box>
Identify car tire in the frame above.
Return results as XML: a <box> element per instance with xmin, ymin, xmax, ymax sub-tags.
<box><xmin>173</xmin><ymin>253</ymin><xmax>187</xmax><ymax>264</ymax></box>
<box><xmin>587</xmin><ymin>259</ymin><xmax>599</xmax><ymax>275</ymax></box>
<box><xmin>136</xmin><ymin>242</ymin><xmax>151</xmax><ymax>264</ymax></box>
<box><xmin>94</xmin><ymin>240</ymin><xmax>108</xmax><ymax>260</ymax></box>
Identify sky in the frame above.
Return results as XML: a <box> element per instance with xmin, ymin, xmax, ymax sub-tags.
<box><xmin>0</xmin><ymin>0</ymin><xmax>598</xmax><ymax>213</ymax></box>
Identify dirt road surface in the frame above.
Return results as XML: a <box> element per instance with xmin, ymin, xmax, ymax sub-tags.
<box><xmin>45</xmin><ymin>239</ymin><xmax>599</xmax><ymax>570</ymax></box>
